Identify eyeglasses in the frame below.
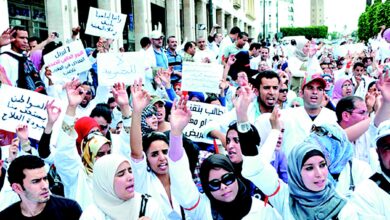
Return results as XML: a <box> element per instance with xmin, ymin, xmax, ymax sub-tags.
<box><xmin>347</xmin><ymin>110</ymin><xmax>368</xmax><ymax>116</ymax></box>
<box><xmin>342</xmin><ymin>83</ymin><xmax>352</xmax><ymax>88</ymax></box>
<box><xmin>279</xmin><ymin>89</ymin><xmax>288</xmax><ymax>93</ymax></box>
<box><xmin>208</xmin><ymin>172</ymin><xmax>236</xmax><ymax>192</ymax></box>
<box><xmin>311</xmin><ymin>125</ymin><xmax>341</xmax><ymax>142</ymax></box>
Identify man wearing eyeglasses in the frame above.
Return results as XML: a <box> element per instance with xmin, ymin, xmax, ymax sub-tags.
<box><xmin>336</xmin><ymin>75</ymin><xmax>390</xmax><ymax>170</ymax></box>
<box><xmin>150</xmin><ymin>30</ymin><xmax>168</xmax><ymax>70</ymax></box>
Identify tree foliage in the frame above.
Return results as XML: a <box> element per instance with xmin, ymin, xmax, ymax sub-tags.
<box><xmin>357</xmin><ymin>0</ymin><xmax>390</xmax><ymax>42</ymax></box>
<box><xmin>280</xmin><ymin>26</ymin><xmax>328</xmax><ymax>39</ymax></box>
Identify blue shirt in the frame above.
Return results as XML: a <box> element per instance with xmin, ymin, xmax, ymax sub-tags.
<box><xmin>154</xmin><ymin>48</ymin><xmax>168</xmax><ymax>69</ymax></box>
<box><xmin>165</xmin><ymin>49</ymin><xmax>182</xmax><ymax>82</ymax></box>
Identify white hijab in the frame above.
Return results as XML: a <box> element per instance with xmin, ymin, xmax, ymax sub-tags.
<box><xmin>93</xmin><ymin>154</ymin><xmax>140</xmax><ymax>220</ymax></box>
<box><xmin>294</xmin><ymin>38</ymin><xmax>310</xmax><ymax>62</ymax></box>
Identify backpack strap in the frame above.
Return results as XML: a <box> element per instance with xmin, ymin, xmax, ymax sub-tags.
<box><xmin>139</xmin><ymin>194</ymin><xmax>151</xmax><ymax>217</ymax></box>
<box><xmin>348</xmin><ymin>160</ymin><xmax>355</xmax><ymax>191</ymax></box>
<box><xmin>369</xmin><ymin>172</ymin><xmax>390</xmax><ymax>195</ymax></box>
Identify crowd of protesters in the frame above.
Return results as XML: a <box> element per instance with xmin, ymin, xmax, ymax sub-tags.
<box><xmin>0</xmin><ymin>22</ymin><xmax>389</xmax><ymax>220</ymax></box>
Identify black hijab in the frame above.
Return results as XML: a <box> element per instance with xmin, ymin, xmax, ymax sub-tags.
<box><xmin>199</xmin><ymin>154</ymin><xmax>252</xmax><ymax>220</ymax></box>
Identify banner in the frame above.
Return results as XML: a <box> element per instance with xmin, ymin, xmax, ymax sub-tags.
<box><xmin>43</xmin><ymin>41</ymin><xmax>91</xmax><ymax>83</ymax></box>
<box><xmin>97</xmin><ymin>52</ymin><xmax>145</xmax><ymax>85</ymax></box>
<box><xmin>181</xmin><ymin>62</ymin><xmax>224</xmax><ymax>94</ymax></box>
<box><xmin>0</xmin><ymin>85</ymin><xmax>62</xmax><ymax>140</ymax></box>
<box><xmin>85</xmin><ymin>7</ymin><xmax>126</xmax><ymax>39</ymax></box>
<box><xmin>183</xmin><ymin>101</ymin><xmax>226</xmax><ymax>144</ymax></box>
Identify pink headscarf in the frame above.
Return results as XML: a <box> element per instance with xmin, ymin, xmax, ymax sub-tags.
<box><xmin>332</xmin><ymin>78</ymin><xmax>353</xmax><ymax>104</ymax></box>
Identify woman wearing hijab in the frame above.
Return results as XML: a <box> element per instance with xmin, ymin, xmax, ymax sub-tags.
<box><xmin>287</xmin><ymin>38</ymin><xmax>322</xmax><ymax>94</ymax></box>
<box><xmin>167</xmin><ymin>101</ymin><xmax>281</xmax><ymax>219</ymax></box>
<box><xmin>80</xmin><ymin>154</ymin><xmax>164</xmax><ymax>220</ymax></box>
<box><xmin>308</xmin><ymin>124</ymin><xmax>373</xmax><ymax>198</ymax></box>
<box><xmin>241</xmin><ymin>138</ymin><xmax>350</xmax><ymax>219</ymax></box>
<box><xmin>332</xmin><ymin>78</ymin><xmax>354</xmax><ymax>105</ymax></box>
<box><xmin>54</xmin><ymin>80</ymin><xmax>130</xmax><ymax>210</ymax></box>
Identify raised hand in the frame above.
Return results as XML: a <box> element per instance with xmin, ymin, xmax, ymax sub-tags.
<box><xmin>377</xmin><ymin>69</ymin><xmax>390</xmax><ymax>103</ymax></box>
<box><xmin>0</xmin><ymin>28</ymin><xmax>15</xmax><ymax>47</ymax></box>
<box><xmin>226</xmin><ymin>54</ymin><xmax>236</xmax><ymax>66</ymax></box>
<box><xmin>46</xmin><ymin>100</ymin><xmax>62</xmax><ymax>125</ymax></box>
<box><xmin>269</xmin><ymin>105</ymin><xmax>281</xmax><ymax>130</ymax></box>
<box><xmin>112</xmin><ymin>82</ymin><xmax>129</xmax><ymax>107</ymax></box>
<box><xmin>170</xmin><ymin>96</ymin><xmax>192</xmax><ymax>136</ymax></box>
<box><xmin>158</xmin><ymin>68</ymin><xmax>172</xmax><ymax>88</ymax></box>
<box><xmin>130</xmin><ymin>79</ymin><xmax>151</xmax><ymax>113</ymax></box>
<box><xmin>64</xmin><ymin>78</ymin><xmax>85</xmax><ymax>108</ymax></box>
<box><xmin>15</xmin><ymin>124</ymin><xmax>29</xmax><ymax>142</ymax></box>
<box><xmin>8</xmin><ymin>138</ymin><xmax>19</xmax><ymax>163</ymax></box>
<box><xmin>234</xmin><ymin>86</ymin><xmax>253</xmax><ymax>123</ymax></box>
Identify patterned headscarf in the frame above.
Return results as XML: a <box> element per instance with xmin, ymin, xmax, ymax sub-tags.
<box><xmin>141</xmin><ymin>104</ymin><xmax>157</xmax><ymax>137</ymax></box>
<box><xmin>81</xmin><ymin>132</ymin><xmax>111</xmax><ymax>176</ymax></box>
<box><xmin>288</xmin><ymin>141</ymin><xmax>346</xmax><ymax>220</ymax></box>
<box><xmin>306</xmin><ymin>123</ymin><xmax>354</xmax><ymax>182</ymax></box>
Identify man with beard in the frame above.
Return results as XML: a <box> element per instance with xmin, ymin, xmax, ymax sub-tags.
<box><xmin>338</xmin><ymin>120</ymin><xmax>390</xmax><ymax>219</ymax></box>
<box><xmin>150</xmin><ymin>30</ymin><xmax>168</xmax><ymax>69</ymax></box>
<box><xmin>203</xmin><ymin>71</ymin><xmax>280</xmax><ymax>147</ymax></box>
<box><xmin>0</xmin><ymin>155</ymin><xmax>82</xmax><ymax>219</ymax></box>
<box><xmin>75</xmin><ymin>81</ymin><xmax>95</xmax><ymax>117</ymax></box>
<box><xmin>255</xmin><ymin>74</ymin><xmax>337</xmax><ymax>157</ymax></box>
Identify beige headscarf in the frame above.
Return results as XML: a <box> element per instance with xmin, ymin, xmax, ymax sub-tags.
<box><xmin>93</xmin><ymin>154</ymin><xmax>140</xmax><ymax>220</ymax></box>
<box><xmin>293</xmin><ymin>38</ymin><xmax>310</xmax><ymax>62</ymax></box>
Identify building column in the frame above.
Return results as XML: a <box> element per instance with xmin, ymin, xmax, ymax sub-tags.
<box><xmin>166</xmin><ymin>0</ymin><xmax>181</xmax><ymax>40</ymax></box>
<box><xmin>183</xmin><ymin>0</ymin><xmax>195</xmax><ymax>41</ymax></box>
<box><xmin>195</xmin><ymin>0</ymin><xmax>207</xmax><ymax>38</ymax></box>
<box><xmin>134</xmin><ymin>0</ymin><xmax>152</xmax><ymax>51</ymax></box>
<box><xmin>233</xmin><ymin>17</ymin><xmax>238</xmax><ymax>27</ymax></box>
<box><xmin>216</xmin><ymin>9</ymin><xmax>225</xmax><ymax>34</ymax></box>
<box><xmin>225</xmin><ymin>14</ymin><xmax>232</xmax><ymax>34</ymax></box>
<box><xmin>98</xmin><ymin>0</ymin><xmax>122</xmax><ymax>51</ymax></box>
<box><xmin>211</xmin><ymin>5</ymin><xmax>217</xmax><ymax>27</ymax></box>
<box><xmin>0</xmin><ymin>0</ymin><xmax>9</xmax><ymax>32</ymax></box>
<box><xmin>45</xmin><ymin>0</ymin><xmax>74</xmax><ymax>43</ymax></box>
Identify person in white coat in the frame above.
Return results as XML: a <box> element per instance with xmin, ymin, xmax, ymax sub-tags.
<box><xmin>168</xmin><ymin>91</ymin><xmax>282</xmax><ymax>220</ymax></box>
<box><xmin>54</xmin><ymin>79</ymin><xmax>131</xmax><ymax>210</ymax></box>
<box><xmin>80</xmin><ymin>154</ymin><xmax>165</xmax><ymax>220</ymax></box>
<box><xmin>242</xmin><ymin>140</ymin><xmax>351</xmax><ymax>219</ymax></box>
<box><xmin>338</xmin><ymin>119</ymin><xmax>390</xmax><ymax>219</ymax></box>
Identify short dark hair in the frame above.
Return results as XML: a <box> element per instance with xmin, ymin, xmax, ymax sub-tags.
<box><xmin>167</xmin><ymin>36</ymin><xmax>176</xmax><ymax>44</ymax></box>
<box><xmin>291</xmin><ymin>39</ymin><xmax>296</xmax><ymax>46</ymax></box>
<box><xmin>230</xmin><ymin>26</ymin><xmax>241</xmax><ymax>35</ymax></box>
<box><xmin>184</xmin><ymin>41</ymin><xmax>195</xmax><ymax>52</ymax></box>
<box><xmin>11</xmin><ymin>26</ymin><xmax>27</xmax><ymax>38</ymax></box>
<box><xmin>335</xmin><ymin>96</ymin><xmax>364</xmax><ymax>123</ymax></box>
<box><xmin>238</xmin><ymin>32</ymin><xmax>248</xmax><ymax>39</ymax></box>
<box><xmin>140</xmin><ymin>37</ymin><xmax>151</xmax><ymax>48</ymax></box>
<box><xmin>362</xmin><ymin>57</ymin><xmax>373</xmax><ymax>64</ymax></box>
<box><xmin>142</xmin><ymin>132</ymin><xmax>169</xmax><ymax>153</ymax></box>
<box><xmin>90</xmin><ymin>103</ymin><xmax>112</xmax><ymax>124</ymax></box>
<box><xmin>28</xmin><ymin>36</ymin><xmax>41</xmax><ymax>44</ymax></box>
<box><xmin>255</xmin><ymin>70</ymin><xmax>281</xmax><ymax>88</ymax></box>
<box><xmin>249</xmin><ymin>43</ymin><xmax>261</xmax><ymax>51</ymax></box>
<box><xmin>353</xmin><ymin>62</ymin><xmax>365</xmax><ymax>70</ymax></box>
<box><xmin>107</xmin><ymin>97</ymin><xmax>116</xmax><ymax>105</ymax></box>
<box><xmin>8</xmin><ymin>155</ymin><xmax>45</xmax><ymax>186</ymax></box>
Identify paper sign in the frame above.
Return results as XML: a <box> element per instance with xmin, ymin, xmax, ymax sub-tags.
<box><xmin>183</xmin><ymin>101</ymin><xmax>226</xmax><ymax>144</ymax></box>
<box><xmin>97</xmin><ymin>52</ymin><xmax>145</xmax><ymax>85</ymax></box>
<box><xmin>0</xmin><ymin>85</ymin><xmax>62</xmax><ymax>140</ymax></box>
<box><xmin>85</xmin><ymin>7</ymin><xmax>126</xmax><ymax>39</ymax></box>
<box><xmin>181</xmin><ymin>62</ymin><xmax>223</xmax><ymax>94</ymax></box>
<box><xmin>43</xmin><ymin>41</ymin><xmax>91</xmax><ymax>83</ymax></box>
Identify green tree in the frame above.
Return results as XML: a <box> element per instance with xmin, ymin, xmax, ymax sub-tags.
<box><xmin>358</xmin><ymin>12</ymin><xmax>369</xmax><ymax>41</ymax></box>
<box><xmin>280</xmin><ymin>26</ymin><xmax>328</xmax><ymax>39</ymax></box>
